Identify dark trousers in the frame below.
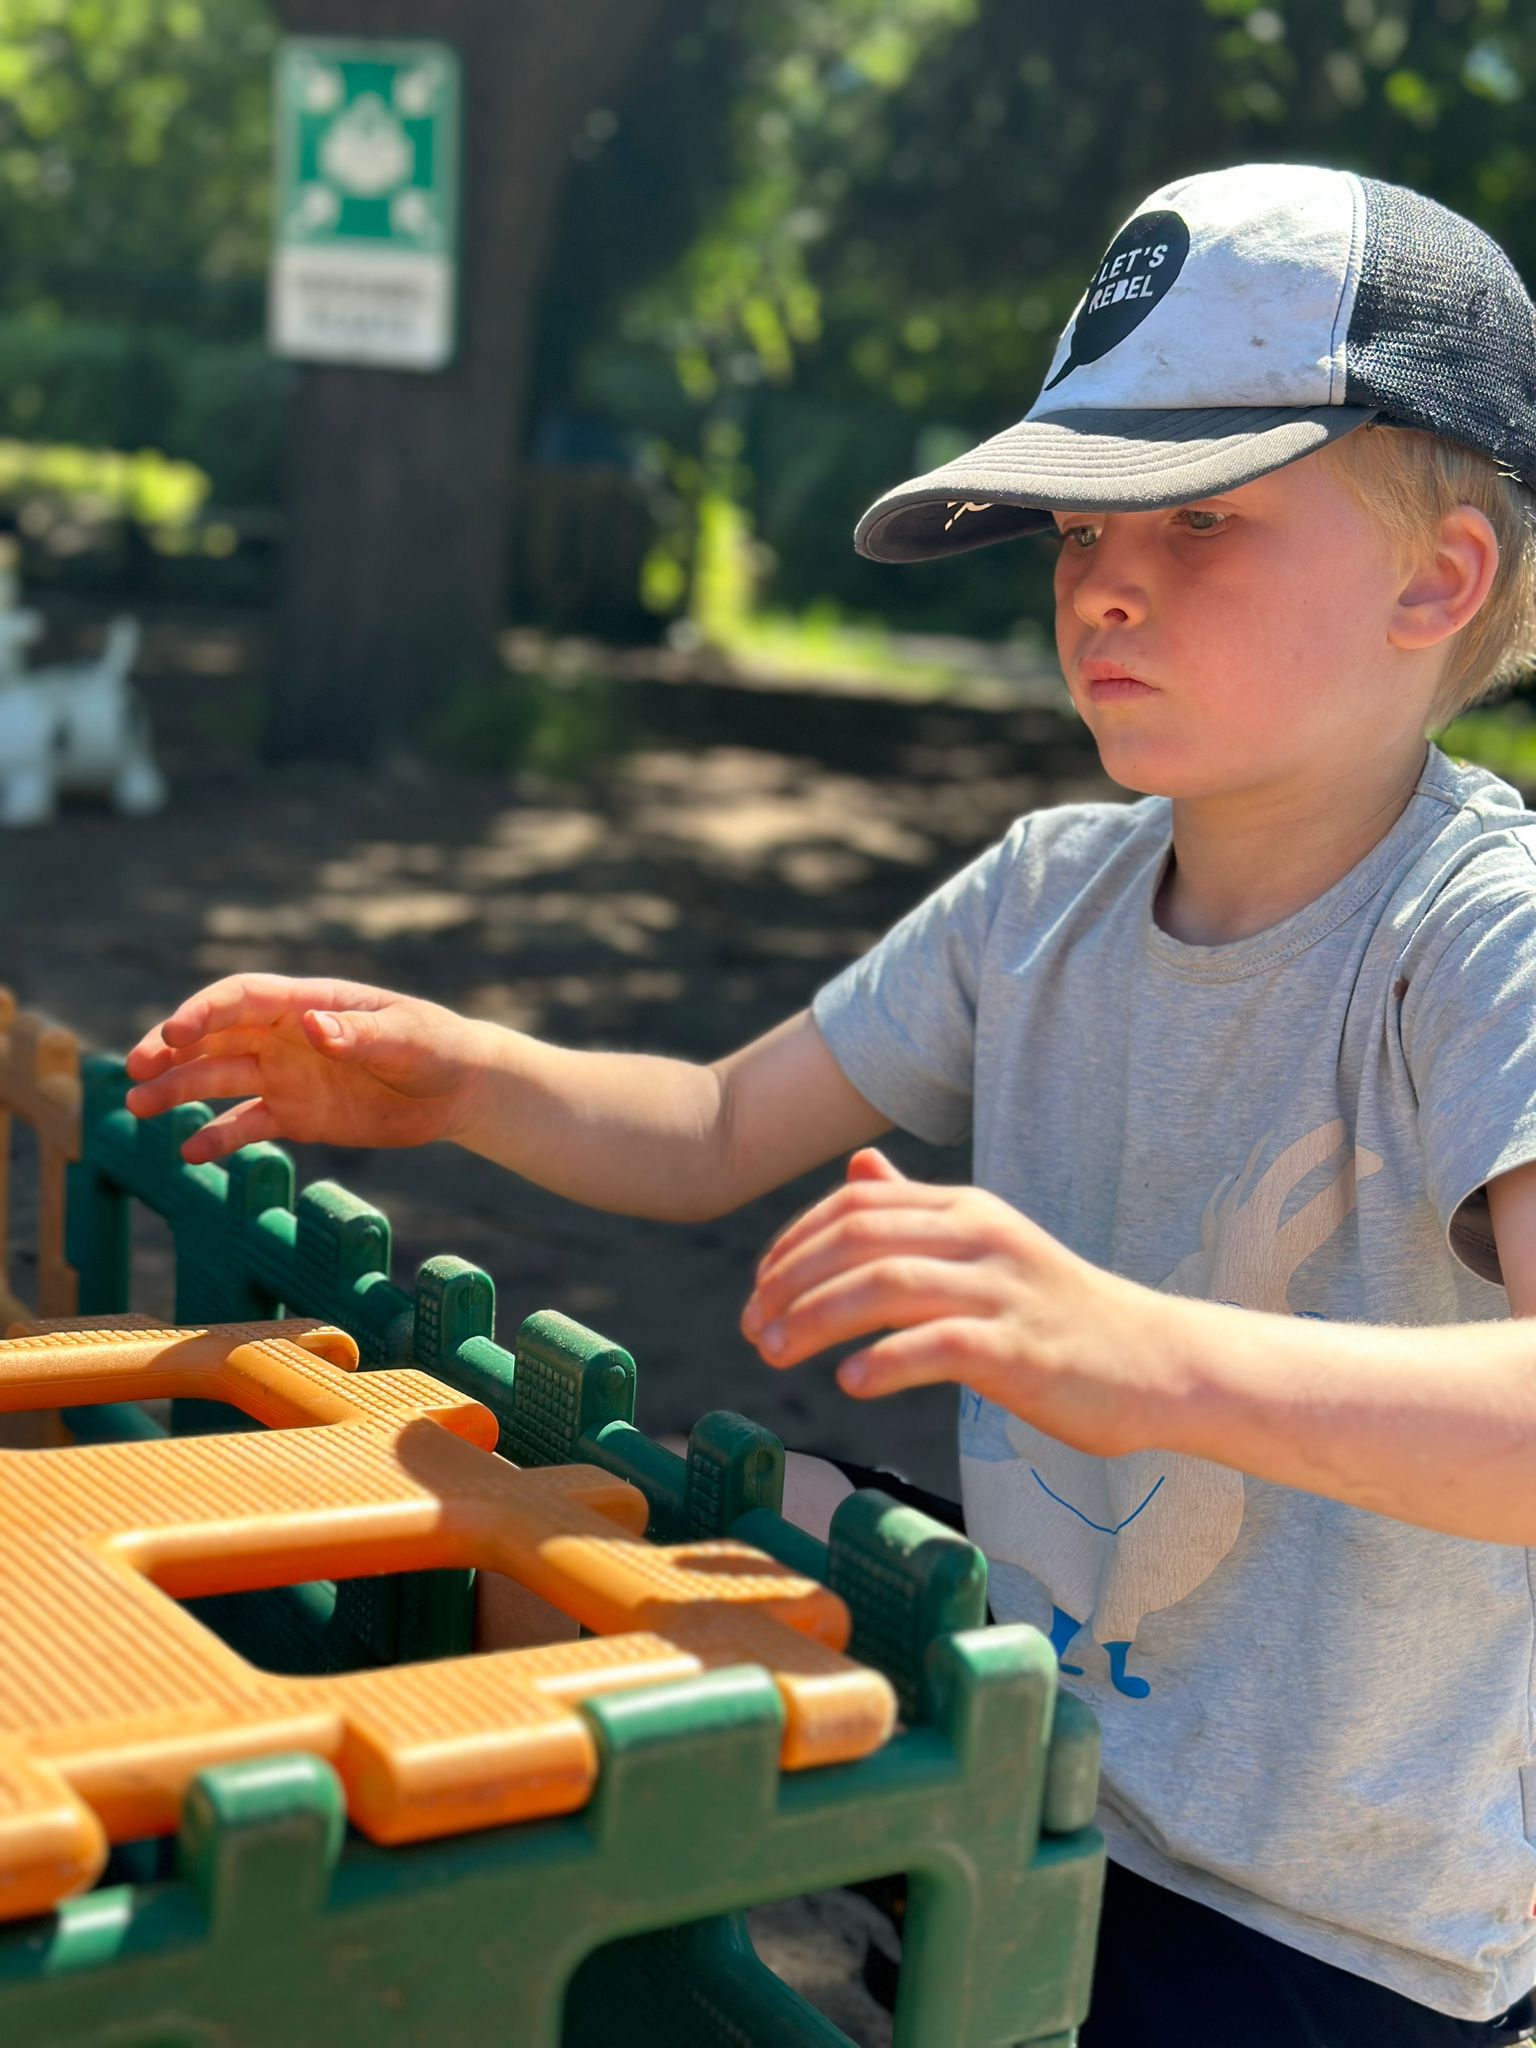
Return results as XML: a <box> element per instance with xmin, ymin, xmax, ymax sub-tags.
<box><xmin>1082</xmin><ymin>1859</ymin><xmax>1536</xmax><ymax>2047</ymax></box>
<box><xmin>816</xmin><ymin>1457</ymin><xmax>1536</xmax><ymax>2047</ymax></box>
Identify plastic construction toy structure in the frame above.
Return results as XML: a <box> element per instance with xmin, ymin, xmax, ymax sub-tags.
<box><xmin>0</xmin><ymin>1042</ymin><xmax>1107</xmax><ymax>2046</ymax></box>
<box><xmin>0</xmin><ymin>1314</ymin><xmax>895</xmax><ymax>1914</ymax></box>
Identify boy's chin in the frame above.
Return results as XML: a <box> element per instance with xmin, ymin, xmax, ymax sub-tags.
<box><xmin>1096</xmin><ymin>755</ymin><xmax>1187</xmax><ymax>800</ymax></box>
<box><xmin>1091</xmin><ymin>739</ymin><xmax>1231</xmax><ymax>803</ymax></box>
<box><xmin>1100</xmin><ymin>762</ymin><xmax>1164</xmax><ymax>796</ymax></box>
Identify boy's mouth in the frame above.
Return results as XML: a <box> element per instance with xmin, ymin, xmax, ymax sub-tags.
<box><xmin>1087</xmin><ymin>677</ymin><xmax>1158</xmax><ymax>701</ymax></box>
<box><xmin>1080</xmin><ymin>660</ymin><xmax>1158</xmax><ymax>702</ymax></box>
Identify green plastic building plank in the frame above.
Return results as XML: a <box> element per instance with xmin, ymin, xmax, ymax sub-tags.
<box><xmin>564</xmin><ymin>1914</ymin><xmax>855</xmax><ymax>2047</ymax></box>
<box><xmin>66</xmin><ymin>1058</ymin><xmax>444</xmax><ymax>1365</ymax></box>
<box><xmin>0</xmin><ymin>1640</ymin><xmax>1103</xmax><ymax>2047</ymax></box>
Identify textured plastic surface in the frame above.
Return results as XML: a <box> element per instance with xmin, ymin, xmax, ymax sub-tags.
<box><xmin>64</xmin><ymin>1063</ymin><xmax>789</xmax><ymax>1543</ymax></box>
<box><xmin>0</xmin><ymin>1316</ymin><xmax>895</xmax><ymax>1920</ymax></box>
<box><xmin>66</xmin><ymin>1056</ymin><xmax>497</xmax><ymax>1664</ymax></box>
<box><xmin>67</xmin><ymin>1055</ymin><xmax>485</xmax><ymax>1360</ymax></box>
<box><xmin>0</xmin><ymin>1625</ymin><xmax>1101</xmax><ymax>2048</ymax></box>
<box><xmin>25</xmin><ymin>1055</ymin><xmax>1108</xmax><ymax>2043</ymax></box>
<box><xmin>63</xmin><ymin>1063</ymin><xmax>793</xmax><ymax>1670</ymax></box>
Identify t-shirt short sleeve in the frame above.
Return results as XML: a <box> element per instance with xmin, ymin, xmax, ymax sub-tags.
<box><xmin>812</xmin><ymin>820</ymin><xmax>1028</xmax><ymax>1147</ymax></box>
<box><xmin>1400</xmin><ymin>845</ymin><xmax>1536</xmax><ymax>1285</ymax></box>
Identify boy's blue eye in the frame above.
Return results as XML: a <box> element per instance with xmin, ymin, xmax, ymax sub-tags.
<box><xmin>1051</xmin><ymin>508</ymin><xmax>1225</xmax><ymax>550</ymax></box>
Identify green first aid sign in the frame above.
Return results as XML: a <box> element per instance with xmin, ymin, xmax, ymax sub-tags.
<box><xmin>270</xmin><ymin>37</ymin><xmax>461</xmax><ymax>372</ymax></box>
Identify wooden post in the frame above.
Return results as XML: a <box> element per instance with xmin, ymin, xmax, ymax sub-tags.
<box><xmin>265</xmin><ymin>0</ymin><xmax>681</xmax><ymax>762</ymax></box>
<box><xmin>0</xmin><ymin>989</ymin><xmax>82</xmax><ymax>1447</ymax></box>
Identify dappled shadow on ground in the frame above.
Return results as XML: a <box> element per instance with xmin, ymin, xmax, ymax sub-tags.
<box><xmin>3</xmin><ymin>612</ymin><xmax>1117</xmax><ymax>1493</ymax></box>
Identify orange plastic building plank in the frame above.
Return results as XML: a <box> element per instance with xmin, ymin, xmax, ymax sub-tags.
<box><xmin>0</xmin><ymin>1316</ymin><xmax>895</xmax><ymax>1921</ymax></box>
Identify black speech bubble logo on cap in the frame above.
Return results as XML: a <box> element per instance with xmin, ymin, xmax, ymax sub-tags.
<box><xmin>1044</xmin><ymin>208</ymin><xmax>1191</xmax><ymax>391</ymax></box>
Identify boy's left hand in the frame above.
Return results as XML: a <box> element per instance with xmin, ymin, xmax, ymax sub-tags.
<box><xmin>740</xmin><ymin>1148</ymin><xmax>1177</xmax><ymax>1458</ymax></box>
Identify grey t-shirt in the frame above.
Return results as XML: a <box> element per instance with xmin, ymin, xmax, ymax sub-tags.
<box><xmin>813</xmin><ymin>742</ymin><xmax>1536</xmax><ymax>2022</ymax></box>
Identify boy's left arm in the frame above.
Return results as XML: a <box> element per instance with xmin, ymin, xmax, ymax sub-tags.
<box><xmin>742</xmin><ymin>1148</ymin><xmax>1536</xmax><ymax>1548</ymax></box>
<box><xmin>1484</xmin><ymin>1157</ymin><xmax>1536</xmax><ymax>1319</ymax></box>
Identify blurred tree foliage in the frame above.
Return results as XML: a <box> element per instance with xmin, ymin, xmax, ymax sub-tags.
<box><xmin>542</xmin><ymin>0</ymin><xmax>1536</xmax><ymax>634</ymax></box>
<box><xmin>0</xmin><ymin>0</ymin><xmax>275</xmax><ymax>314</ymax></box>
<box><xmin>2</xmin><ymin>0</ymin><xmax>1535</xmax><ymax>636</ymax></box>
<box><xmin>0</xmin><ymin>0</ymin><xmax>285</xmax><ymax>502</ymax></box>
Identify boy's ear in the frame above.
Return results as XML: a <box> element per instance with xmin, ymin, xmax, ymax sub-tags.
<box><xmin>1387</xmin><ymin>504</ymin><xmax>1500</xmax><ymax>654</ymax></box>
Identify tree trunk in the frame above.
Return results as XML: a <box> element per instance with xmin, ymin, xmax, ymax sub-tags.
<box><xmin>266</xmin><ymin>0</ymin><xmax>677</xmax><ymax>762</ymax></box>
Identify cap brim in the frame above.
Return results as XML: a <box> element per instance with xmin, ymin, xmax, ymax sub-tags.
<box><xmin>854</xmin><ymin>405</ymin><xmax>1379</xmax><ymax>562</ymax></box>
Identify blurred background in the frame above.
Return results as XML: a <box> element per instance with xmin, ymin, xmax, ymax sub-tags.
<box><xmin>5</xmin><ymin>0</ymin><xmax>1536</xmax><ymax>1491</ymax></box>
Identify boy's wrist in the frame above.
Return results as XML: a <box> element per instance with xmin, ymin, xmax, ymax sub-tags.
<box><xmin>441</xmin><ymin>1015</ymin><xmax>521</xmax><ymax>1150</ymax></box>
<box><xmin>1112</xmin><ymin>1283</ymin><xmax>1239</xmax><ymax>1461</ymax></box>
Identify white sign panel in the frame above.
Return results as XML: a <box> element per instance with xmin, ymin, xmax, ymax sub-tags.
<box><xmin>270</xmin><ymin>38</ymin><xmax>461</xmax><ymax>372</ymax></box>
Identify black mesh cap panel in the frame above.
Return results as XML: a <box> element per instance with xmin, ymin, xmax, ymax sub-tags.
<box><xmin>1346</xmin><ymin>176</ymin><xmax>1536</xmax><ymax>488</ymax></box>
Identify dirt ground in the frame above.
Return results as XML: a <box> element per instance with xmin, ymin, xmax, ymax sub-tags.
<box><xmin>6</xmin><ymin>602</ymin><xmax>1117</xmax><ymax>1485</ymax></box>
<box><xmin>2</xmin><ymin>604</ymin><xmax>1116</xmax><ymax>2042</ymax></box>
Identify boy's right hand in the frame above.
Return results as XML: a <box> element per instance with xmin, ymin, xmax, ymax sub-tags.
<box><xmin>124</xmin><ymin>974</ymin><xmax>486</xmax><ymax>1164</ymax></box>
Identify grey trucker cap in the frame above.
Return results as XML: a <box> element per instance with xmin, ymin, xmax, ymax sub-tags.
<box><xmin>854</xmin><ymin>162</ymin><xmax>1536</xmax><ymax>563</ymax></box>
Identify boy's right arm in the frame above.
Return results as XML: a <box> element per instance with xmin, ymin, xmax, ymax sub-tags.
<box><xmin>125</xmin><ymin>974</ymin><xmax>890</xmax><ymax>1223</ymax></box>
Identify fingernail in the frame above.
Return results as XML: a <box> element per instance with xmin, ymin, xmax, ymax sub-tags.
<box><xmin>838</xmin><ymin>1360</ymin><xmax>868</xmax><ymax>1392</ymax></box>
<box><xmin>762</xmin><ymin>1322</ymin><xmax>785</xmax><ymax>1356</ymax></box>
<box><xmin>312</xmin><ymin>1012</ymin><xmax>343</xmax><ymax>1041</ymax></box>
<box><xmin>740</xmin><ymin>1302</ymin><xmax>763</xmax><ymax>1337</ymax></box>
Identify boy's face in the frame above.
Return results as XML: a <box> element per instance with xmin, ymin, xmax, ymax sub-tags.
<box><xmin>1050</xmin><ymin>450</ymin><xmax>1438</xmax><ymax>803</ymax></box>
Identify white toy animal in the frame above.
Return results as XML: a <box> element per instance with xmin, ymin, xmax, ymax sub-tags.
<box><xmin>0</xmin><ymin>615</ymin><xmax>166</xmax><ymax>828</ymax></box>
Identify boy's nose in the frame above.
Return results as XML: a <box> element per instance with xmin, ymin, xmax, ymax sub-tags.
<box><xmin>1068</xmin><ymin>533</ymin><xmax>1151</xmax><ymax>629</ymax></box>
<box><xmin>1079</xmin><ymin>596</ymin><xmax>1135</xmax><ymax>626</ymax></box>
<box><xmin>1071</xmin><ymin>562</ymin><xmax>1149</xmax><ymax>629</ymax></box>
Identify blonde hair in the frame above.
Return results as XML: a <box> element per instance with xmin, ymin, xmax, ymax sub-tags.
<box><xmin>1317</xmin><ymin>424</ymin><xmax>1536</xmax><ymax>727</ymax></box>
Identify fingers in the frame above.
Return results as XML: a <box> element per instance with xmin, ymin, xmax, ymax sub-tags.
<box><xmin>125</xmin><ymin>1023</ymin><xmax>183</xmax><ymax>1080</ymax></box>
<box><xmin>124</xmin><ymin>1055</ymin><xmax>264</xmax><ymax>1121</ymax></box>
<box><xmin>166</xmin><ymin>975</ymin><xmax>360</xmax><ymax>1048</ymax></box>
<box><xmin>844</xmin><ymin>1146</ymin><xmax>907</xmax><ymax>1185</ymax></box>
<box><xmin>130</xmin><ymin>1026</ymin><xmax>274</xmax><ymax>1072</ymax></box>
<box><xmin>124</xmin><ymin>977</ymin><xmax>276</xmax><ymax>1074</ymax></box>
<box><xmin>756</xmin><ymin>1176</ymin><xmax>952</xmax><ymax>1281</ymax></box>
<box><xmin>126</xmin><ymin>976</ymin><xmax>364</xmax><ymax>1077</ymax></box>
<box><xmin>299</xmin><ymin>1006</ymin><xmax>394</xmax><ymax>1067</ymax></box>
<box><xmin>178</xmin><ymin>1098</ymin><xmax>281</xmax><ymax>1164</ymax></box>
<box><xmin>746</xmin><ymin>1254</ymin><xmax>993</xmax><ymax>1371</ymax></box>
<box><xmin>836</xmin><ymin>1318</ymin><xmax>999</xmax><ymax>1399</ymax></box>
<box><xmin>124</xmin><ymin>1010</ymin><xmax>394</xmax><ymax>1130</ymax></box>
<box><xmin>748</xmin><ymin>1206</ymin><xmax>977</xmax><ymax>1341</ymax></box>
<box><xmin>303</xmin><ymin>1010</ymin><xmax>348</xmax><ymax>1050</ymax></box>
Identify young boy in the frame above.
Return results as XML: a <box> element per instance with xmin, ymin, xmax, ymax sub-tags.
<box><xmin>126</xmin><ymin>165</ymin><xmax>1536</xmax><ymax>2044</ymax></box>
